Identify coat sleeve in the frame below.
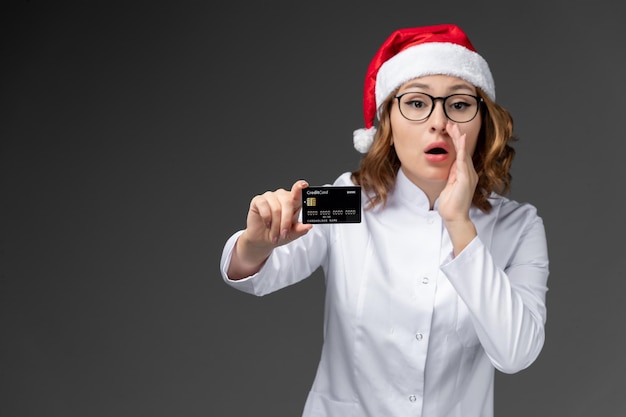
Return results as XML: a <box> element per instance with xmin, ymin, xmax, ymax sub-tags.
<box><xmin>440</xmin><ymin>205</ymin><xmax>549</xmax><ymax>374</ymax></box>
<box><xmin>219</xmin><ymin>225</ymin><xmax>329</xmax><ymax>297</ymax></box>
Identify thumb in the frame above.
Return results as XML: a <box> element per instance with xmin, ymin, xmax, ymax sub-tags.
<box><xmin>290</xmin><ymin>179</ymin><xmax>309</xmax><ymax>223</ymax></box>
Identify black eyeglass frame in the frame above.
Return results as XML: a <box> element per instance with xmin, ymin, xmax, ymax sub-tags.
<box><xmin>393</xmin><ymin>92</ymin><xmax>484</xmax><ymax>123</ymax></box>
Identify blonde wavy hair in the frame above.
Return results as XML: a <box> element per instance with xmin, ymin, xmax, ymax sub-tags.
<box><xmin>351</xmin><ymin>88</ymin><xmax>517</xmax><ymax>213</ymax></box>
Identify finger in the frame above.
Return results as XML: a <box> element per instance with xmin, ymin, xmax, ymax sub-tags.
<box><xmin>448</xmin><ymin>123</ymin><xmax>479</xmax><ymax>190</ymax></box>
<box><xmin>447</xmin><ymin>122</ymin><xmax>466</xmax><ymax>157</ymax></box>
<box><xmin>279</xmin><ymin>180</ymin><xmax>308</xmax><ymax>239</ymax></box>
<box><xmin>289</xmin><ymin>180</ymin><xmax>308</xmax><ymax>222</ymax></box>
<box><xmin>258</xmin><ymin>191</ymin><xmax>286</xmax><ymax>244</ymax></box>
<box><xmin>250</xmin><ymin>194</ymin><xmax>273</xmax><ymax>230</ymax></box>
<box><xmin>446</xmin><ymin>161</ymin><xmax>458</xmax><ymax>186</ymax></box>
<box><xmin>292</xmin><ymin>221</ymin><xmax>314</xmax><ymax>238</ymax></box>
<box><xmin>290</xmin><ymin>180</ymin><xmax>309</xmax><ymax>202</ymax></box>
<box><xmin>249</xmin><ymin>194</ymin><xmax>282</xmax><ymax>244</ymax></box>
<box><xmin>456</xmin><ymin>133</ymin><xmax>467</xmax><ymax>162</ymax></box>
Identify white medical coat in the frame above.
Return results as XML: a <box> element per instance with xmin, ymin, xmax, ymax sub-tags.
<box><xmin>220</xmin><ymin>170</ymin><xmax>549</xmax><ymax>417</ymax></box>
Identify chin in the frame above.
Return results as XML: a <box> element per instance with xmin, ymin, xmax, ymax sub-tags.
<box><xmin>421</xmin><ymin>168</ymin><xmax>451</xmax><ymax>182</ymax></box>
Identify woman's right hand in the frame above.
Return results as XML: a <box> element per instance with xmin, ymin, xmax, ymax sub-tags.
<box><xmin>227</xmin><ymin>180</ymin><xmax>313</xmax><ymax>279</ymax></box>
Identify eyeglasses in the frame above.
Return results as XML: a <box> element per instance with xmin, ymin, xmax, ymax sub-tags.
<box><xmin>394</xmin><ymin>92</ymin><xmax>483</xmax><ymax>123</ymax></box>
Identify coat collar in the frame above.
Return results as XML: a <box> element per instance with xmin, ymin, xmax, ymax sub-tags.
<box><xmin>390</xmin><ymin>169</ymin><xmax>436</xmax><ymax>212</ymax></box>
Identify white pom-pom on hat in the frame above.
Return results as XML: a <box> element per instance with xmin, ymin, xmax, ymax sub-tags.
<box><xmin>353</xmin><ymin>24</ymin><xmax>495</xmax><ymax>153</ymax></box>
<box><xmin>353</xmin><ymin>127</ymin><xmax>376</xmax><ymax>154</ymax></box>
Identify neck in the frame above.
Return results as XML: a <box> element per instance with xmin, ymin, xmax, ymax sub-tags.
<box><xmin>399</xmin><ymin>167</ymin><xmax>445</xmax><ymax>210</ymax></box>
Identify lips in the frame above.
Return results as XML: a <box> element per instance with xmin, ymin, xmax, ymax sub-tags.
<box><xmin>424</xmin><ymin>141</ymin><xmax>450</xmax><ymax>162</ymax></box>
<box><xmin>424</xmin><ymin>141</ymin><xmax>450</xmax><ymax>154</ymax></box>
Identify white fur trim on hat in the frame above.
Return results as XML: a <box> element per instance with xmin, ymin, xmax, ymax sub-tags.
<box><xmin>375</xmin><ymin>42</ymin><xmax>495</xmax><ymax>112</ymax></box>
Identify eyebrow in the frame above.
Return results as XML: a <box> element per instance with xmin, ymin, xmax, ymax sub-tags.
<box><xmin>401</xmin><ymin>82</ymin><xmax>475</xmax><ymax>94</ymax></box>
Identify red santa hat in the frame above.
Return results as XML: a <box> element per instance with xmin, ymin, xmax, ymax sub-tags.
<box><xmin>353</xmin><ymin>23</ymin><xmax>496</xmax><ymax>153</ymax></box>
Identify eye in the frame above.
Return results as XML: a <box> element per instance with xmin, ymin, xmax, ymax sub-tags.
<box><xmin>447</xmin><ymin>95</ymin><xmax>474</xmax><ymax>111</ymax></box>
<box><xmin>451</xmin><ymin>101</ymin><xmax>469</xmax><ymax>109</ymax></box>
<box><xmin>400</xmin><ymin>93</ymin><xmax>430</xmax><ymax>108</ymax></box>
<box><xmin>407</xmin><ymin>99</ymin><xmax>427</xmax><ymax>109</ymax></box>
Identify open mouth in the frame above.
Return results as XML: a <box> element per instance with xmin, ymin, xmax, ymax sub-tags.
<box><xmin>425</xmin><ymin>147</ymin><xmax>447</xmax><ymax>155</ymax></box>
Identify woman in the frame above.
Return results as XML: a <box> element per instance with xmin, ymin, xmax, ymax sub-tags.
<box><xmin>220</xmin><ymin>23</ymin><xmax>549</xmax><ymax>417</ymax></box>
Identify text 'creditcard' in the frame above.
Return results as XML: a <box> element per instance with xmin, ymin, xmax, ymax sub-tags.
<box><xmin>302</xmin><ymin>186</ymin><xmax>361</xmax><ymax>224</ymax></box>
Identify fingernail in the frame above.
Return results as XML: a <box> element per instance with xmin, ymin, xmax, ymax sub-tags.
<box><xmin>281</xmin><ymin>229</ymin><xmax>288</xmax><ymax>239</ymax></box>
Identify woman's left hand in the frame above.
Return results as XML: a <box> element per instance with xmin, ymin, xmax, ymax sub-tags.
<box><xmin>438</xmin><ymin>122</ymin><xmax>479</xmax><ymax>221</ymax></box>
<box><xmin>438</xmin><ymin>122</ymin><xmax>479</xmax><ymax>255</ymax></box>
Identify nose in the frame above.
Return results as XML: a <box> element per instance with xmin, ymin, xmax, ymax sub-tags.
<box><xmin>428</xmin><ymin>98</ymin><xmax>448</xmax><ymax>131</ymax></box>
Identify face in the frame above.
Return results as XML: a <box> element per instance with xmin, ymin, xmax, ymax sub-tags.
<box><xmin>390</xmin><ymin>75</ymin><xmax>482</xmax><ymax>195</ymax></box>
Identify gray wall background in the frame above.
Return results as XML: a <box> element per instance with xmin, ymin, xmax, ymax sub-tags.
<box><xmin>2</xmin><ymin>1</ymin><xmax>625</xmax><ymax>416</ymax></box>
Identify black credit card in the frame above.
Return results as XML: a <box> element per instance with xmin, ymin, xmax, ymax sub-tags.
<box><xmin>302</xmin><ymin>186</ymin><xmax>361</xmax><ymax>224</ymax></box>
